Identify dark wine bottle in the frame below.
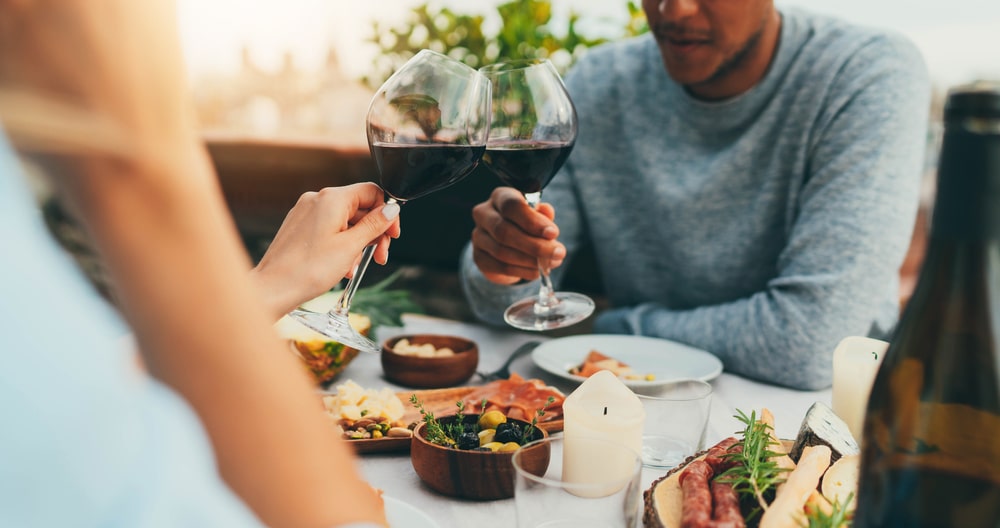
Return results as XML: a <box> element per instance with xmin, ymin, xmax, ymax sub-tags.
<box><xmin>854</xmin><ymin>84</ymin><xmax>1000</xmax><ymax>527</ymax></box>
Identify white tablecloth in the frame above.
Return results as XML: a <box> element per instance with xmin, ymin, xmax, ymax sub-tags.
<box><xmin>340</xmin><ymin>314</ymin><xmax>831</xmax><ymax>528</ymax></box>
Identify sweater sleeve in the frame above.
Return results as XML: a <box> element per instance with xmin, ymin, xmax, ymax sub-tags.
<box><xmin>595</xmin><ymin>35</ymin><xmax>931</xmax><ymax>390</ymax></box>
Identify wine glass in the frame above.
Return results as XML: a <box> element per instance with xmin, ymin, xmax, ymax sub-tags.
<box><xmin>479</xmin><ymin>58</ymin><xmax>594</xmax><ymax>331</ymax></box>
<box><xmin>289</xmin><ymin>50</ymin><xmax>491</xmax><ymax>353</ymax></box>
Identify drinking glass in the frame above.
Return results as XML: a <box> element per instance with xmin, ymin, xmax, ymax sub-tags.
<box><xmin>512</xmin><ymin>436</ymin><xmax>643</xmax><ymax>528</ymax></box>
<box><xmin>289</xmin><ymin>50</ymin><xmax>491</xmax><ymax>353</ymax></box>
<box><xmin>479</xmin><ymin>58</ymin><xmax>594</xmax><ymax>331</ymax></box>
<box><xmin>637</xmin><ymin>380</ymin><xmax>713</xmax><ymax>469</ymax></box>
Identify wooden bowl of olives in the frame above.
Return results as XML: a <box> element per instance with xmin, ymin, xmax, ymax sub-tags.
<box><xmin>410</xmin><ymin>411</ymin><xmax>550</xmax><ymax>500</ymax></box>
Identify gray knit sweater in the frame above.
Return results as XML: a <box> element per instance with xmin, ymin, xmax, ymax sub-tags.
<box><xmin>460</xmin><ymin>8</ymin><xmax>931</xmax><ymax>390</ymax></box>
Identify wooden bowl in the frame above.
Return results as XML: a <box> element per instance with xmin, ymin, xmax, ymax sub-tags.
<box><xmin>381</xmin><ymin>334</ymin><xmax>479</xmax><ymax>388</ymax></box>
<box><xmin>410</xmin><ymin>415</ymin><xmax>550</xmax><ymax>500</ymax></box>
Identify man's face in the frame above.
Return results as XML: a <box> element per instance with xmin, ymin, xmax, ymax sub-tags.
<box><xmin>643</xmin><ymin>0</ymin><xmax>775</xmax><ymax>90</ymax></box>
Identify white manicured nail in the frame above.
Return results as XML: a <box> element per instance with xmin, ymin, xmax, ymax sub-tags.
<box><xmin>382</xmin><ymin>202</ymin><xmax>400</xmax><ymax>220</ymax></box>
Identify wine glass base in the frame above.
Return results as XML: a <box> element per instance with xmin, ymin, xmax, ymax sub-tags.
<box><xmin>288</xmin><ymin>309</ymin><xmax>380</xmax><ymax>354</ymax></box>
<box><xmin>504</xmin><ymin>292</ymin><xmax>595</xmax><ymax>332</ymax></box>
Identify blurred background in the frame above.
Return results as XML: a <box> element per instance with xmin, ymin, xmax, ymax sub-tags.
<box><xmin>136</xmin><ymin>0</ymin><xmax>998</xmax><ymax>320</ymax></box>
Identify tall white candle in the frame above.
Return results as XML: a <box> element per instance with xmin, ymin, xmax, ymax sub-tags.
<box><xmin>561</xmin><ymin>370</ymin><xmax>645</xmax><ymax>496</ymax></box>
<box><xmin>831</xmin><ymin>336</ymin><xmax>888</xmax><ymax>441</ymax></box>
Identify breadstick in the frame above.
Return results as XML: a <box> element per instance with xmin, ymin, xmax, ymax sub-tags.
<box><xmin>758</xmin><ymin>445</ymin><xmax>832</xmax><ymax>528</ymax></box>
<box><xmin>761</xmin><ymin>408</ymin><xmax>797</xmax><ymax>489</ymax></box>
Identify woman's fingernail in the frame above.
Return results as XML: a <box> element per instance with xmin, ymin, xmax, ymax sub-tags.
<box><xmin>382</xmin><ymin>202</ymin><xmax>400</xmax><ymax>220</ymax></box>
<box><xmin>542</xmin><ymin>226</ymin><xmax>558</xmax><ymax>239</ymax></box>
<box><xmin>552</xmin><ymin>246</ymin><xmax>566</xmax><ymax>260</ymax></box>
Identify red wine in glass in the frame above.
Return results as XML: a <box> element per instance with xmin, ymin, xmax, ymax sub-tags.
<box><xmin>373</xmin><ymin>143</ymin><xmax>486</xmax><ymax>201</ymax></box>
<box><xmin>480</xmin><ymin>58</ymin><xmax>594</xmax><ymax>331</ymax></box>
<box><xmin>482</xmin><ymin>140</ymin><xmax>574</xmax><ymax>194</ymax></box>
<box><xmin>289</xmin><ymin>49</ymin><xmax>490</xmax><ymax>355</ymax></box>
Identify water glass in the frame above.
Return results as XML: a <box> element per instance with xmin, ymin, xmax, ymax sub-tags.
<box><xmin>636</xmin><ymin>380</ymin><xmax>713</xmax><ymax>468</ymax></box>
<box><xmin>512</xmin><ymin>436</ymin><xmax>642</xmax><ymax>528</ymax></box>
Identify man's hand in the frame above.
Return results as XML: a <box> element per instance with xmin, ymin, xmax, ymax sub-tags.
<box><xmin>470</xmin><ymin>187</ymin><xmax>566</xmax><ymax>285</ymax></box>
<box><xmin>252</xmin><ymin>182</ymin><xmax>402</xmax><ymax>319</ymax></box>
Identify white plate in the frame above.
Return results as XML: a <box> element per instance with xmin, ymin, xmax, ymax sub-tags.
<box><xmin>384</xmin><ymin>495</ymin><xmax>441</xmax><ymax>528</ymax></box>
<box><xmin>531</xmin><ymin>334</ymin><xmax>723</xmax><ymax>388</ymax></box>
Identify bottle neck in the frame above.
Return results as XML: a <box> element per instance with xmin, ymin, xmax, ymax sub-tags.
<box><xmin>930</xmin><ymin>124</ymin><xmax>1000</xmax><ymax>240</ymax></box>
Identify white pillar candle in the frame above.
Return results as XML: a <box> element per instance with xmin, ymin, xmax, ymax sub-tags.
<box><xmin>561</xmin><ymin>370</ymin><xmax>645</xmax><ymax>496</ymax></box>
<box><xmin>831</xmin><ymin>336</ymin><xmax>889</xmax><ymax>442</ymax></box>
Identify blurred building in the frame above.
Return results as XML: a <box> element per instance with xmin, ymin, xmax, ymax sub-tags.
<box><xmin>191</xmin><ymin>47</ymin><xmax>373</xmax><ymax>147</ymax></box>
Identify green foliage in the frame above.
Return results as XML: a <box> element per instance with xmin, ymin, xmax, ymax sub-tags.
<box><xmin>346</xmin><ymin>269</ymin><xmax>424</xmax><ymax>333</ymax></box>
<box><xmin>364</xmin><ymin>0</ymin><xmax>649</xmax><ymax>87</ymax></box>
<box><xmin>801</xmin><ymin>492</ymin><xmax>853</xmax><ymax>528</ymax></box>
<box><xmin>717</xmin><ymin>410</ymin><xmax>791</xmax><ymax>520</ymax></box>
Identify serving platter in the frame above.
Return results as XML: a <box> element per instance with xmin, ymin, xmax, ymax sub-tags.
<box><xmin>532</xmin><ymin>334</ymin><xmax>723</xmax><ymax>389</ymax></box>
<box><xmin>348</xmin><ymin>386</ymin><xmax>565</xmax><ymax>454</ymax></box>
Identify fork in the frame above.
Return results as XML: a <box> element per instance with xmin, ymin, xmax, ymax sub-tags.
<box><xmin>476</xmin><ymin>340</ymin><xmax>541</xmax><ymax>382</ymax></box>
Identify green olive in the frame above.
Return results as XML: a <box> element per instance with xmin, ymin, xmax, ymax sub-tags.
<box><xmin>478</xmin><ymin>429</ymin><xmax>496</xmax><ymax>446</ymax></box>
<box><xmin>481</xmin><ymin>442</ymin><xmax>504</xmax><ymax>452</ymax></box>
<box><xmin>498</xmin><ymin>442</ymin><xmax>521</xmax><ymax>453</ymax></box>
<box><xmin>478</xmin><ymin>410</ymin><xmax>507</xmax><ymax>430</ymax></box>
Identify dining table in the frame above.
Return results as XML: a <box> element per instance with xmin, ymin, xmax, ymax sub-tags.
<box><xmin>341</xmin><ymin>313</ymin><xmax>832</xmax><ymax>528</ymax></box>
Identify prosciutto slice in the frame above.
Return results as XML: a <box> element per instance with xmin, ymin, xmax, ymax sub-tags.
<box><xmin>462</xmin><ymin>373</ymin><xmax>564</xmax><ymax>422</ymax></box>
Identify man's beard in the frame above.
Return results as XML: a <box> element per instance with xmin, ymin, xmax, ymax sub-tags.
<box><xmin>694</xmin><ymin>18</ymin><xmax>768</xmax><ymax>89</ymax></box>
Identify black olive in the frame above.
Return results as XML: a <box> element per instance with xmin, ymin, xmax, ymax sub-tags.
<box><xmin>456</xmin><ymin>431</ymin><xmax>480</xmax><ymax>450</ymax></box>
<box><xmin>495</xmin><ymin>422</ymin><xmax>522</xmax><ymax>444</ymax></box>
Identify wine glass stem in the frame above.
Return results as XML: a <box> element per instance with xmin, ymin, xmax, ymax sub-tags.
<box><xmin>328</xmin><ymin>197</ymin><xmax>398</xmax><ymax>317</ymax></box>
<box><xmin>525</xmin><ymin>191</ymin><xmax>559</xmax><ymax>312</ymax></box>
<box><xmin>329</xmin><ymin>243</ymin><xmax>377</xmax><ymax>318</ymax></box>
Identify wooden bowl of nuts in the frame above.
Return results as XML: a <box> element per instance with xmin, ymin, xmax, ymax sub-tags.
<box><xmin>410</xmin><ymin>412</ymin><xmax>550</xmax><ymax>500</ymax></box>
<box><xmin>381</xmin><ymin>334</ymin><xmax>479</xmax><ymax>388</ymax></box>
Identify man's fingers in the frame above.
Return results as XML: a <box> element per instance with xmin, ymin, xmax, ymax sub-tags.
<box><xmin>472</xmin><ymin>247</ymin><xmax>540</xmax><ymax>284</ymax></box>
<box><xmin>471</xmin><ymin>227</ymin><xmax>541</xmax><ymax>270</ymax></box>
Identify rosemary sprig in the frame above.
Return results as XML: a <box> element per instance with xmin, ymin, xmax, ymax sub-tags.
<box><xmin>717</xmin><ymin>409</ymin><xmax>790</xmax><ymax>517</ymax></box>
<box><xmin>520</xmin><ymin>396</ymin><xmax>556</xmax><ymax>444</ymax></box>
<box><xmin>409</xmin><ymin>394</ymin><xmax>453</xmax><ymax>446</ymax></box>
<box><xmin>801</xmin><ymin>492</ymin><xmax>853</xmax><ymax>528</ymax></box>
<box><xmin>445</xmin><ymin>400</ymin><xmax>469</xmax><ymax>440</ymax></box>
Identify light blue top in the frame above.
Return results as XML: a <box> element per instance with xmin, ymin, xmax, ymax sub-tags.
<box><xmin>461</xmin><ymin>8</ymin><xmax>931</xmax><ymax>390</ymax></box>
<box><xmin>0</xmin><ymin>135</ymin><xmax>263</xmax><ymax>526</ymax></box>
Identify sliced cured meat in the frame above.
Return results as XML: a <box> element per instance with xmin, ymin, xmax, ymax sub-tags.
<box><xmin>679</xmin><ymin>460</ymin><xmax>713</xmax><ymax>528</ymax></box>
<box><xmin>710</xmin><ymin>480</ymin><xmax>744</xmax><ymax>527</ymax></box>
<box><xmin>461</xmin><ymin>373</ymin><xmax>564</xmax><ymax>422</ymax></box>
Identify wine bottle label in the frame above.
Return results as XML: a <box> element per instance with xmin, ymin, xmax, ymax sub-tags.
<box><xmin>867</xmin><ymin>358</ymin><xmax>1000</xmax><ymax>484</ymax></box>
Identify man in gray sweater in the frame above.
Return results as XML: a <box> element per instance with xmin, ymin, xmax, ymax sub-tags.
<box><xmin>460</xmin><ymin>0</ymin><xmax>931</xmax><ymax>389</ymax></box>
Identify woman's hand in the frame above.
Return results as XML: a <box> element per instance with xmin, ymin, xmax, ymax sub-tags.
<box><xmin>252</xmin><ymin>183</ymin><xmax>402</xmax><ymax>319</ymax></box>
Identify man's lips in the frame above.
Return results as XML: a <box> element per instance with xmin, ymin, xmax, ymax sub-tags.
<box><xmin>654</xmin><ymin>30</ymin><xmax>711</xmax><ymax>57</ymax></box>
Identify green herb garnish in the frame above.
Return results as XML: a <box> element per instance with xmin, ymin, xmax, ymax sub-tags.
<box><xmin>343</xmin><ymin>269</ymin><xmax>424</xmax><ymax>332</ymax></box>
<box><xmin>521</xmin><ymin>396</ymin><xmax>556</xmax><ymax>444</ymax></box>
<box><xmin>801</xmin><ymin>492</ymin><xmax>853</xmax><ymax>528</ymax></box>
<box><xmin>717</xmin><ymin>410</ymin><xmax>790</xmax><ymax>518</ymax></box>
<box><xmin>409</xmin><ymin>394</ymin><xmax>453</xmax><ymax>446</ymax></box>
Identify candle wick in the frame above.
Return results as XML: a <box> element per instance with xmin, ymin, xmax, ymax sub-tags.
<box><xmin>603</xmin><ymin>406</ymin><xmax>608</xmax><ymax>416</ymax></box>
<box><xmin>872</xmin><ymin>351</ymin><xmax>879</xmax><ymax>360</ymax></box>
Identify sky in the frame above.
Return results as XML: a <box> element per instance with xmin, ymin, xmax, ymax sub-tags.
<box><xmin>176</xmin><ymin>0</ymin><xmax>1000</xmax><ymax>88</ymax></box>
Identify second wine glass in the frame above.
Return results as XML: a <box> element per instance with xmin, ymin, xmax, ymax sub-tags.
<box><xmin>479</xmin><ymin>58</ymin><xmax>594</xmax><ymax>331</ymax></box>
<box><xmin>289</xmin><ymin>50</ymin><xmax>491</xmax><ymax>353</ymax></box>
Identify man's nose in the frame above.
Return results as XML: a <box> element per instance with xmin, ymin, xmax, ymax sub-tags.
<box><xmin>657</xmin><ymin>0</ymin><xmax>700</xmax><ymax>19</ymax></box>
